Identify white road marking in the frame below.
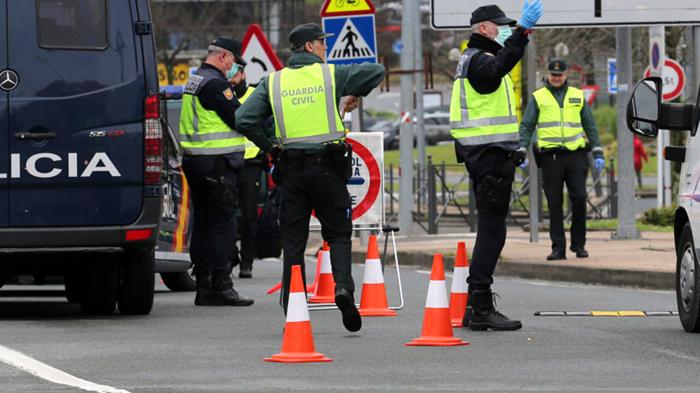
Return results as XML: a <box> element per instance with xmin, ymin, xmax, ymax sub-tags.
<box><xmin>0</xmin><ymin>344</ymin><xmax>130</xmax><ymax>393</ymax></box>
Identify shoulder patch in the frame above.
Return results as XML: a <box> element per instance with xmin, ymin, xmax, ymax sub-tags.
<box><xmin>223</xmin><ymin>88</ymin><xmax>234</xmax><ymax>101</ymax></box>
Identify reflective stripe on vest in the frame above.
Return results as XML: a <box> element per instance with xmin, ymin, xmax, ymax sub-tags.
<box><xmin>533</xmin><ymin>86</ymin><xmax>586</xmax><ymax>151</ymax></box>
<box><xmin>179</xmin><ymin>69</ymin><xmax>246</xmax><ymax>156</ymax></box>
<box><xmin>268</xmin><ymin>63</ymin><xmax>345</xmax><ymax>145</ymax></box>
<box><xmin>449</xmin><ymin>61</ymin><xmax>519</xmax><ymax>146</ymax></box>
<box><xmin>239</xmin><ymin>86</ymin><xmax>262</xmax><ymax>160</ymax></box>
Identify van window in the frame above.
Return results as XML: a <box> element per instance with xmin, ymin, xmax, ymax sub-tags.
<box><xmin>36</xmin><ymin>0</ymin><xmax>108</xmax><ymax>50</ymax></box>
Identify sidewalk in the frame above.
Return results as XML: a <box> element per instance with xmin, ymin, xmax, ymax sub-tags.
<box><xmin>344</xmin><ymin>230</ymin><xmax>677</xmax><ymax>290</ymax></box>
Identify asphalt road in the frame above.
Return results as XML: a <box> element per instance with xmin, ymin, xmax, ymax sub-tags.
<box><xmin>0</xmin><ymin>258</ymin><xmax>698</xmax><ymax>393</ymax></box>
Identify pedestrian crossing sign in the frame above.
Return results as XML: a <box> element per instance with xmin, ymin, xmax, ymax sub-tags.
<box><xmin>322</xmin><ymin>15</ymin><xmax>377</xmax><ymax>65</ymax></box>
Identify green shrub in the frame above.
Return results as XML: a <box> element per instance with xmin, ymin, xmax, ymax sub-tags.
<box><xmin>593</xmin><ymin>105</ymin><xmax>617</xmax><ymax>138</ymax></box>
<box><xmin>641</xmin><ymin>206</ymin><xmax>675</xmax><ymax>227</ymax></box>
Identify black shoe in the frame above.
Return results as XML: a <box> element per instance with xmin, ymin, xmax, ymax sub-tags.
<box><xmin>196</xmin><ymin>272</ymin><xmax>254</xmax><ymax>307</ymax></box>
<box><xmin>461</xmin><ymin>304</ymin><xmax>473</xmax><ymax>328</ymax></box>
<box><xmin>194</xmin><ymin>273</ymin><xmax>212</xmax><ymax>306</ymax></box>
<box><xmin>468</xmin><ymin>289</ymin><xmax>522</xmax><ymax>331</ymax></box>
<box><xmin>546</xmin><ymin>251</ymin><xmax>567</xmax><ymax>260</ymax></box>
<box><xmin>335</xmin><ymin>288</ymin><xmax>361</xmax><ymax>332</ymax></box>
<box><xmin>239</xmin><ymin>261</ymin><xmax>252</xmax><ymax>279</ymax></box>
<box><xmin>570</xmin><ymin>247</ymin><xmax>589</xmax><ymax>258</ymax></box>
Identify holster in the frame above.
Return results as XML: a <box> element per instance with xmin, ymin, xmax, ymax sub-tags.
<box><xmin>326</xmin><ymin>141</ymin><xmax>353</xmax><ymax>181</ymax></box>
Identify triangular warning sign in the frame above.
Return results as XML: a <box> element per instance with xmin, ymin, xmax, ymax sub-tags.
<box><xmin>327</xmin><ymin>19</ymin><xmax>374</xmax><ymax>61</ymax></box>
<box><xmin>241</xmin><ymin>24</ymin><xmax>283</xmax><ymax>86</ymax></box>
<box><xmin>320</xmin><ymin>0</ymin><xmax>375</xmax><ymax>17</ymax></box>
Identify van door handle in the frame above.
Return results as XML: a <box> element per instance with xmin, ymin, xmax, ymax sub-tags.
<box><xmin>15</xmin><ymin>132</ymin><xmax>56</xmax><ymax>140</ymax></box>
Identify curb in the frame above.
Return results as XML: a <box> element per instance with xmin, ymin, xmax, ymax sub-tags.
<box><xmin>351</xmin><ymin>251</ymin><xmax>675</xmax><ymax>290</ymax></box>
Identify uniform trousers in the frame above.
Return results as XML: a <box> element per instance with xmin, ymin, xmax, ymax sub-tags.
<box><xmin>278</xmin><ymin>151</ymin><xmax>354</xmax><ymax>312</ymax></box>
<box><xmin>182</xmin><ymin>155</ymin><xmax>239</xmax><ymax>276</ymax></box>
<box><xmin>230</xmin><ymin>161</ymin><xmax>262</xmax><ymax>266</ymax></box>
<box><xmin>540</xmin><ymin>148</ymin><xmax>588</xmax><ymax>252</ymax></box>
<box><xmin>464</xmin><ymin>148</ymin><xmax>515</xmax><ymax>290</ymax></box>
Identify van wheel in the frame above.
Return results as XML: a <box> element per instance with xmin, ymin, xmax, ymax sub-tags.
<box><xmin>79</xmin><ymin>254</ymin><xmax>119</xmax><ymax>315</ymax></box>
<box><xmin>161</xmin><ymin>269</ymin><xmax>196</xmax><ymax>292</ymax></box>
<box><xmin>118</xmin><ymin>249</ymin><xmax>155</xmax><ymax>315</ymax></box>
<box><xmin>677</xmin><ymin>223</ymin><xmax>700</xmax><ymax>332</ymax></box>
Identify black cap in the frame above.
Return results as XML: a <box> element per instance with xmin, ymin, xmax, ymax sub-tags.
<box><xmin>470</xmin><ymin>5</ymin><xmax>517</xmax><ymax>26</ymax></box>
<box><xmin>211</xmin><ymin>36</ymin><xmax>247</xmax><ymax>66</ymax></box>
<box><xmin>289</xmin><ymin>23</ymin><xmax>334</xmax><ymax>49</ymax></box>
<box><xmin>547</xmin><ymin>59</ymin><xmax>567</xmax><ymax>74</ymax></box>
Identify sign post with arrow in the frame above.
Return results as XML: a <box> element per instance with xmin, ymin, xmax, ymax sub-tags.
<box><xmin>241</xmin><ymin>24</ymin><xmax>284</xmax><ymax>86</ymax></box>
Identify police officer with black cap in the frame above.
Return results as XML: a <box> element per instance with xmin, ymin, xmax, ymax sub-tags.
<box><xmin>518</xmin><ymin>58</ymin><xmax>605</xmax><ymax>260</ymax></box>
<box><xmin>179</xmin><ymin>37</ymin><xmax>273</xmax><ymax>306</ymax></box>
<box><xmin>450</xmin><ymin>1</ymin><xmax>542</xmax><ymax>331</ymax></box>
<box><xmin>235</xmin><ymin>23</ymin><xmax>385</xmax><ymax>332</ymax></box>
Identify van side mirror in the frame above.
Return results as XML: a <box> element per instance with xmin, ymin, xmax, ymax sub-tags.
<box><xmin>626</xmin><ymin>77</ymin><xmax>661</xmax><ymax>138</ymax></box>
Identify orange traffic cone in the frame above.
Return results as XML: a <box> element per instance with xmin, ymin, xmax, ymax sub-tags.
<box><xmin>265</xmin><ymin>265</ymin><xmax>332</xmax><ymax>363</ymax></box>
<box><xmin>308</xmin><ymin>242</ymin><xmax>335</xmax><ymax>303</ymax></box>
<box><xmin>359</xmin><ymin>235</ymin><xmax>397</xmax><ymax>317</ymax></box>
<box><xmin>449</xmin><ymin>242</ymin><xmax>470</xmax><ymax>327</ymax></box>
<box><xmin>406</xmin><ymin>254</ymin><xmax>469</xmax><ymax>347</ymax></box>
<box><xmin>308</xmin><ymin>242</ymin><xmax>329</xmax><ymax>296</ymax></box>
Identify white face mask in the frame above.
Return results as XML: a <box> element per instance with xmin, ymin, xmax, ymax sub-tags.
<box><xmin>495</xmin><ymin>26</ymin><xmax>512</xmax><ymax>46</ymax></box>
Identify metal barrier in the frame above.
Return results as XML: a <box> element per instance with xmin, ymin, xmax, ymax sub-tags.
<box><xmin>384</xmin><ymin>156</ymin><xmax>618</xmax><ymax>234</ymax></box>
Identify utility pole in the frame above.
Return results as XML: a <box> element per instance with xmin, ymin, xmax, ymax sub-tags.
<box><xmin>398</xmin><ymin>0</ymin><xmax>416</xmax><ymax>235</ymax></box>
<box><xmin>614</xmin><ymin>27</ymin><xmax>639</xmax><ymax>239</ymax></box>
<box><xmin>526</xmin><ymin>38</ymin><xmax>538</xmax><ymax>243</ymax></box>
<box><xmin>414</xmin><ymin>1</ymin><xmax>426</xmax><ymax>181</ymax></box>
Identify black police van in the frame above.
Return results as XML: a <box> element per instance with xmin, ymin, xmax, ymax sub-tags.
<box><xmin>0</xmin><ymin>0</ymin><xmax>188</xmax><ymax>315</ymax></box>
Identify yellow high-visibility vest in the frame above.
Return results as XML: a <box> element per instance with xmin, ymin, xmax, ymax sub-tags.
<box><xmin>268</xmin><ymin>63</ymin><xmax>344</xmax><ymax>146</ymax></box>
<box><xmin>533</xmin><ymin>86</ymin><xmax>586</xmax><ymax>151</ymax></box>
<box><xmin>449</xmin><ymin>48</ymin><xmax>519</xmax><ymax>146</ymax></box>
<box><xmin>179</xmin><ymin>68</ymin><xmax>245</xmax><ymax>155</ymax></box>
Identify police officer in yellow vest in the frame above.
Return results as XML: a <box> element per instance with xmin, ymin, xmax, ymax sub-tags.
<box><xmin>519</xmin><ymin>59</ymin><xmax>605</xmax><ymax>260</ymax></box>
<box><xmin>235</xmin><ymin>23</ymin><xmax>385</xmax><ymax>332</ymax></box>
<box><xmin>450</xmin><ymin>1</ymin><xmax>541</xmax><ymax>331</ymax></box>
<box><xmin>228</xmin><ymin>68</ymin><xmax>272</xmax><ymax>279</ymax></box>
<box><xmin>179</xmin><ymin>37</ymin><xmax>271</xmax><ymax>306</ymax></box>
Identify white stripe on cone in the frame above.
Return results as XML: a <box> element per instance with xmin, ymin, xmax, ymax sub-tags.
<box><xmin>362</xmin><ymin>258</ymin><xmax>384</xmax><ymax>284</ymax></box>
<box><xmin>450</xmin><ymin>266</ymin><xmax>469</xmax><ymax>294</ymax></box>
<box><xmin>286</xmin><ymin>292</ymin><xmax>310</xmax><ymax>323</ymax></box>
<box><xmin>425</xmin><ymin>280</ymin><xmax>449</xmax><ymax>308</ymax></box>
<box><xmin>319</xmin><ymin>251</ymin><xmax>332</xmax><ymax>274</ymax></box>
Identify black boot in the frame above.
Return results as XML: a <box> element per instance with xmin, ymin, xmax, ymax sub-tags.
<box><xmin>203</xmin><ymin>271</ymin><xmax>254</xmax><ymax>306</ymax></box>
<box><xmin>461</xmin><ymin>292</ymin><xmax>474</xmax><ymax>328</ymax></box>
<box><xmin>194</xmin><ymin>273</ymin><xmax>212</xmax><ymax>306</ymax></box>
<box><xmin>239</xmin><ymin>261</ymin><xmax>252</xmax><ymax>279</ymax></box>
<box><xmin>468</xmin><ymin>289</ymin><xmax>522</xmax><ymax>331</ymax></box>
<box><xmin>335</xmin><ymin>288</ymin><xmax>361</xmax><ymax>332</ymax></box>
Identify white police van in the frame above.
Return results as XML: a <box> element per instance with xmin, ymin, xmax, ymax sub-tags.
<box><xmin>0</xmin><ymin>0</ymin><xmax>191</xmax><ymax>315</ymax></box>
<box><xmin>627</xmin><ymin>76</ymin><xmax>700</xmax><ymax>332</ymax></box>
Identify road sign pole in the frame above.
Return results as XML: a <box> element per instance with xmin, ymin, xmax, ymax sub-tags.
<box><xmin>526</xmin><ymin>38</ymin><xmax>539</xmax><ymax>243</ymax></box>
<box><xmin>614</xmin><ymin>27</ymin><xmax>639</xmax><ymax>240</ymax></box>
<box><xmin>399</xmin><ymin>0</ymin><xmax>416</xmax><ymax>235</ymax></box>
<box><xmin>414</xmin><ymin>0</ymin><xmax>426</xmax><ymax>183</ymax></box>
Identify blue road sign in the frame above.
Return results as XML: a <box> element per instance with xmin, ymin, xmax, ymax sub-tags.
<box><xmin>607</xmin><ymin>58</ymin><xmax>617</xmax><ymax>95</ymax></box>
<box><xmin>322</xmin><ymin>15</ymin><xmax>377</xmax><ymax>64</ymax></box>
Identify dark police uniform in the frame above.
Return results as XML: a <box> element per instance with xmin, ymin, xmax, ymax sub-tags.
<box><xmin>179</xmin><ymin>37</ymin><xmax>271</xmax><ymax>306</ymax></box>
<box><xmin>235</xmin><ymin>23</ymin><xmax>385</xmax><ymax>332</ymax></box>
<box><xmin>519</xmin><ymin>59</ymin><xmax>604</xmax><ymax>260</ymax></box>
<box><xmin>450</xmin><ymin>5</ymin><xmax>530</xmax><ymax>331</ymax></box>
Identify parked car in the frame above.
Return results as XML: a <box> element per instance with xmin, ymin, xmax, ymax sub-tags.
<box><xmin>626</xmin><ymin>76</ymin><xmax>700</xmax><ymax>332</ymax></box>
<box><xmin>0</xmin><ymin>0</ymin><xmax>161</xmax><ymax>315</ymax></box>
<box><xmin>423</xmin><ymin>111</ymin><xmax>451</xmax><ymax>145</ymax></box>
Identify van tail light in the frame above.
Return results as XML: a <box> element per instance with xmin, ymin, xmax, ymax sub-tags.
<box><xmin>144</xmin><ymin>94</ymin><xmax>163</xmax><ymax>185</ymax></box>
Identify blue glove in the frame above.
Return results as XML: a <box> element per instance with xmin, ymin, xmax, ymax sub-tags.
<box><xmin>519</xmin><ymin>158</ymin><xmax>529</xmax><ymax>169</ymax></box>
<box><xmin>518</xmin><ymin>0</ymin><xmax>543</xmax><ymax>29</ymax></box>
<box><xmin>594</xmin><ymin>158</ymin><xmax>605</xmax><ymax>171</ymax></box>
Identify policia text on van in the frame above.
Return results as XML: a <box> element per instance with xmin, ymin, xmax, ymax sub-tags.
<box><xmin>0</xmin><ymin>0</ymin><xmax>163</xmax><ymax>316</ymax></box>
